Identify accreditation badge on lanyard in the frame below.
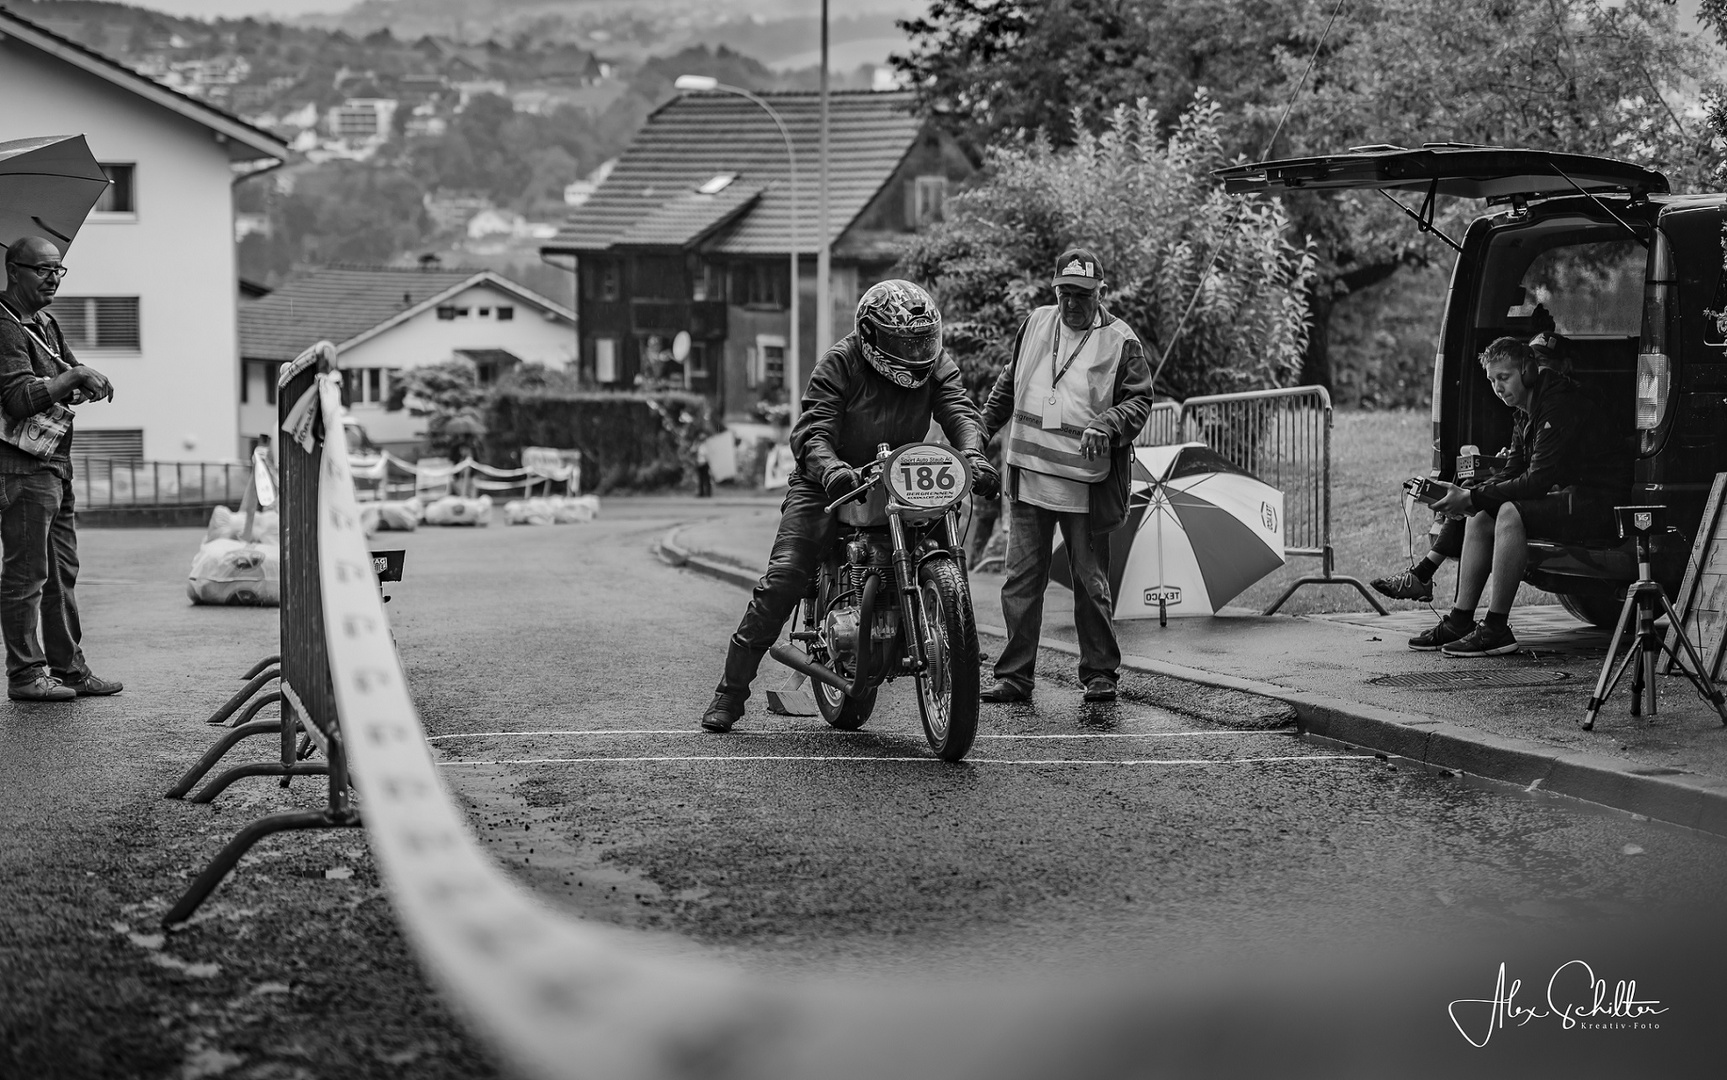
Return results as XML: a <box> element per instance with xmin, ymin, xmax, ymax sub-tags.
<box><xmin>1042</xmin><ymin>321</ymin><xmax>1093</xmax><ymax>430</ymax></box>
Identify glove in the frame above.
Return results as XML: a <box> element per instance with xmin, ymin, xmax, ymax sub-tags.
<box><xmin>966</xmin><ymin>453</ymin><xmax>1000</xmax><ymax>500</ymax></box>
<box><xmin>823</xmin><ymin>465</ymin><xmax>861</xmax><ymax>504</ymax></box>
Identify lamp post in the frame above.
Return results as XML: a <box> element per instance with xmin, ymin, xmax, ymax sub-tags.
<box><xmin>673</xmin><ymin>74</ymin><xmax>800</xmax><ymax>422</ymax></box>
<box><xmin>816</xmin><ymin>0</ymin><xmax>831</xmax><ymax>361</ymax></box>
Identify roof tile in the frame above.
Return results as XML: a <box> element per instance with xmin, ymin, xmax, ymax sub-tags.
<box><xmin>544</xmin><ymin>90</ymin><xmax>924</xmax><ymax>256</ymax></box>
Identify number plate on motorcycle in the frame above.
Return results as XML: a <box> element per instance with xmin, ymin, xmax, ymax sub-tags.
<box><xmin>884</xmin><ymin>443</ymin><xmax>970</xmax><ymax>512</ymax></box>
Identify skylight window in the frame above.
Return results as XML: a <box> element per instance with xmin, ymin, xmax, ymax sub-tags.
<box><xmin>698</xmin><ymin>173</ymin><xmax>737</xmax><ymax>195</ymax></box>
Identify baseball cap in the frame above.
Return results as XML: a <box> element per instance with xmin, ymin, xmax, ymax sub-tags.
<box><xmin>1052</xmin><ymin>247</ymin><xmax>1105</xmax><ymax>290</ymax></box>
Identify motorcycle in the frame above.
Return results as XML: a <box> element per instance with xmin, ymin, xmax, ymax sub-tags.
<box><xmin>768</xmin><ymin>441</ymin><xmax>982</xmax><ymax>761</ymax></box>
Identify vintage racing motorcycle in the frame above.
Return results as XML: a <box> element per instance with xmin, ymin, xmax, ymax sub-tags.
<box><xmin>768</xmin><ymin>441</ymin><xmax>981</xmax><ymax>761</ymax></box>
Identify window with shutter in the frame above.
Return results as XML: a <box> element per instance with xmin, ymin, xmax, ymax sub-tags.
<box><xmin>72</xmin><ymin>429</ymin><xmax>144</xmax><ymax>460</ymax></box>
<box><xmin>51</xmin><ymin>297</ymin><xmax>140</xmax><ymax>351</ymax></box>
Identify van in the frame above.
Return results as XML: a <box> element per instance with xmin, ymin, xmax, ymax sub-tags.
<box><xmin>1218</xmin><ymin>146</ymin><xmax>1725</xmax><ymax>625</ymax></box>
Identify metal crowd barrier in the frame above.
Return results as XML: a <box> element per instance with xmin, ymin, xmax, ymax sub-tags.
<box><xmin>1173</xmin><ymin>386</ymin><xmax>1386</xmax><ymax>615</ymax></box>
<box><xmin>1133</xmin><ymin>400</ymin><xmax>1184</xmax><ymax>447</ymax></box>
<box><xmin>72</xmin><ymin>456</ymin><xmax>252</xmax><ymax>509</ymax></box>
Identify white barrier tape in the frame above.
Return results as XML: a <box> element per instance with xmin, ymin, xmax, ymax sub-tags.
<box><xmin>426</xmin><ymin>728</ymin><xmax>1296</xmax><ymax>741</ymax></box>
<box><xmin>437</xmin><ymin>754</ymin><xmax>1370</xmax><ymax>768</ymax></box>
<box><xmin>307</xmin><ymin>376</ymin><xmax>828</xmax><ymax>1080</ymax></box>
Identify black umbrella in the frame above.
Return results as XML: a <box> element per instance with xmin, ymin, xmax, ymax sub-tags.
<box><xmin>0</xmin><ymin>134</ymin><xmax>110</xmax><ymax>250</ymax></box>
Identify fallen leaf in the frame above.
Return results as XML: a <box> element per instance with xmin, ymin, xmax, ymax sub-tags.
<box><xmin>324</xmin><ymin>866</ymin><xmax>353</xmax><ymax>881</ymax></box>
<box><xmin>251</xmin><ymin>982</ymin><xmax>291</xmax><ymax>996</ymax></box>
<box><xmin>1622</xmin><ymin>844</ymin><xmax>1646</xmax><ymax>856</ymax></box>
<box><xmin>127</xmin><ymin>932</ymin><xmax>165</xmax><ymax>951</ymax></box>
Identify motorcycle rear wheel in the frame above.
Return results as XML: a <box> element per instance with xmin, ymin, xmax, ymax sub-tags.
<box><xmin>914</xmin><ymin>556</ymin><xmax>980</xmax><ymax>761</ymax></box>
<box><xmin>816</xmin><ymin>675</ymin><xmax>877</xmax><ymax>729</ymax></box>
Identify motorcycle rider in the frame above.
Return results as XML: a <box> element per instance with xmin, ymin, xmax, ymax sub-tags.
<box><xmin>699</xmin><ymin>279</ymin><xmax>998</xmax><ymax>733</ymax></box>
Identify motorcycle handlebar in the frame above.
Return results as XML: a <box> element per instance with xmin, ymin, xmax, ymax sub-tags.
<box><xmin>822</xmin><ymin>462</ymin><xmax>885</xmax><ymax>515</ymax></box>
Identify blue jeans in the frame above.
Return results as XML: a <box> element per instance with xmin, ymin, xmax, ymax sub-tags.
<box><xmin>0</xmin><ymin>471</ymin><xmax>87</xmax><ymax>685</ymax></box>
<box><xmin>994</xmin><ymin>498</ymin><xmax>1119</xmax><ymax>692</ymax></box>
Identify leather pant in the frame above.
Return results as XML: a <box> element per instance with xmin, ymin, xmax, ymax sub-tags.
<box><xmin>715</xmin><ymin>478</ymin><xmax>837</xmax><ymax>699</ymax></box>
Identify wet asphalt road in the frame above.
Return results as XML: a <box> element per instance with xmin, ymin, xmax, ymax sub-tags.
<box><xmin>397</xmin><ymin>506</ymin><xmax>1727</xmax><ymax>995</ymax></box>
<box><xmin>7</xmin><ymin>501</ymin><xmax>1727</xmax><ymax>1078</ymax></box>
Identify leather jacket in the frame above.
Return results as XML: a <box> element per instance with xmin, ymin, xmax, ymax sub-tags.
<box><xmin>790</xmin><ymin>333</ymin><xmax>986</xmax><ymax>483</ymax></box>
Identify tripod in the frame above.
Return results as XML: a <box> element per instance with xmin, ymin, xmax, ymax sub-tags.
<box><xmin>1582</xmin><ymin>519</ymin><xmax>1727</xmax><ymax>731</ymax></box>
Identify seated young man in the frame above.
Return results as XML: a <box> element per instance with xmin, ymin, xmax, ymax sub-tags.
<box><xmin>1409</xmin><ymin>336</ymin><xmax>1631</xmax><ymax>656</ymax></box>
<box><xmin>1373</xmin><ymin>331</ymin><xmax>1562</xmax><ymax>602</ymax></box>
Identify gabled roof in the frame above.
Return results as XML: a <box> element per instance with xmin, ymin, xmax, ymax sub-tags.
<box><xmin>0</xmin><ymin>6</ymin><xmax>290</xmax><ymax>166</ymax></box>
<box><xmin>543</xmin><ymin>90</ymin><xmax>923</xmax><ymax>257</ymax></box>
<box><xmin>239</xmin><ymin>266</ymin><xmax>576</xmax><ymax>362</ymax></box>
<box><xmin>613</xmin><ymin>183</ymin><xmax>763</xmax><ymax>250</ymax></box>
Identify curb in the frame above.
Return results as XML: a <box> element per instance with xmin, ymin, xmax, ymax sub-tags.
<box><xmin>660</xmin><ymin>525</ymin><xmax>1727</xmax><ymax>838</ymax></box>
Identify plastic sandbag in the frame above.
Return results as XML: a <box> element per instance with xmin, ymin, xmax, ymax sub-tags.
<box><xmin>361</xmin><ymin>498</ymin><xmax>421</xmax><ymax>534</ymax></box>
<box><xmin>504</xmin><ymin>497</ymin><xmax>555</xmax><ymax>526</ymax></box>
<box><xmin>188</xmin><ymin>537</ymin><xmax>280</xmax><ymax>606</ymax></box>
<box><xmin>550</xmin><ymin>494</ymin><xmax>600</xmax><ymax>523</ymax></box>
<box><xmin>205</xmin><ymin>505</ymin><xmax>280</xmax><ymax>545</ymax></box>
<box><xmin>424</xmin><ymin>494</ymin><xmax>492</xmax><ymax>526</ymax></box>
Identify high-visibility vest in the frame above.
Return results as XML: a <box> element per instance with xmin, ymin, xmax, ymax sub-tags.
<box><xmin>1004</xmin><ymin>305</ymin><xmax>1138</xmax><ymax>483</ymax></box>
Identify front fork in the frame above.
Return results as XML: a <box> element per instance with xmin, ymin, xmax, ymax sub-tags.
<box><xmin>887</xmin><ymin>509</ymin><xmax>928</xmax><ymax>672</ymax></box>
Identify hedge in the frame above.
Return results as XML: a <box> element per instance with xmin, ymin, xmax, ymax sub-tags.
<box><xmin>486</xmin><ymin>389</ymin><xmax>717</xmax><ymax>493</ymax></box>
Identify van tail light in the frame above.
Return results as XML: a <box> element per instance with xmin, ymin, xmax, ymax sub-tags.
<box><xmin>1636</xmin><ymin>351</ymin><xmax>1670</xmax><ymax>453</ymax></box>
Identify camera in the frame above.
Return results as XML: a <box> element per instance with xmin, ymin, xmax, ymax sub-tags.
<box><xmin>1403</xmin><ymin>476</ymin><xmax>1445</xmax><ymax>505</ymax></box>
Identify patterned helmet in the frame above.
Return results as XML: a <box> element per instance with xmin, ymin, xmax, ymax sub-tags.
<box><xmin>855</xmin><ymin>279</ymin><xmax>942</xmax><ymax>388</ymax></box>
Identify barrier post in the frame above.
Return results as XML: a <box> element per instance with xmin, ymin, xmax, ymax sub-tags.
<box><xmin>163</xmin><ymin>342</ymin><xmax>361</xmax><ymax>927</ymax></box>
<box><xmin>1177</xmin><ymin>386</ymin><xmax>1387</xmax><ymax>616</ymax></box>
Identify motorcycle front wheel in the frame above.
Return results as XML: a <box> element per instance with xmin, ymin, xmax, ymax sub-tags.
<box><xmin>913</xmin><ymin>556</ymin><xmax>980</xmax><ymax>761</ymax></box>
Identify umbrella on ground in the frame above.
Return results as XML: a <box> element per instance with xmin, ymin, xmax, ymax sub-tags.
<box><xmin>0</xmin><ymin>135</ymin><xmax>110</xmax><ymax>251</ymax></box>
<box><xmin>1050</xmin><ymin>442</ymin><xmax>1285</xmax><ymax>619</ymax></box>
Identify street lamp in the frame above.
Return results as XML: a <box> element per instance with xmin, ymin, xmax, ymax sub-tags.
<box><xmin>673</xmin><ymin>74</ymin><xmax>800</xmax><ymax>422</ymax></box>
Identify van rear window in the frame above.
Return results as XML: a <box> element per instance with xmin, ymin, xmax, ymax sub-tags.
<box><xmin>1503</xmin><ymin>239</ymin><xmax>1645</xmax><ymax>336</ymax></box>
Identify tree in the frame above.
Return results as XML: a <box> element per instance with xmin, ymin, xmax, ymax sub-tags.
<box><xmin>387</xmin><ymin>358</ymin><xmax>490</xmax><ymax>460</ymax></box>
<box><xmin>895</xmin><ymin>96</ymin><xmax>1316</xmax><ymax>403</ymax></box>
<box><xmin>894</xmin><ymin>0</ymin><xmax>1718</xmax><ymax>390</ymax></box>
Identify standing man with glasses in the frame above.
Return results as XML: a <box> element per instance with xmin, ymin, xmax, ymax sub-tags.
<box><xmin>980</xmin><ymin>248</ymin><xmax>1155</xmax><ymax>705</ymax></box>
<box><xmin>0</xmin><ymin>236</ymin><xmax>122</xmax><ymax>701</ymax></box>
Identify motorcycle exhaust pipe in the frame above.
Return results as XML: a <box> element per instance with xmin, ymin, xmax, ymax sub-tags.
<box><xmin>768</xmin><ymin>574</ymin><xmax>877</xmax><ymax>699</ymax></box>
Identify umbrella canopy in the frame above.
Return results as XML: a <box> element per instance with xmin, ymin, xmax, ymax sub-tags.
<box><xmin>1051</xmin><ymin>442</ymin><xmax>1285</xmax><ymax>618</ymax></box>
<box><xmin>0</xmin><ymin>135</ymin><xmax>110</xmax><ymax>252</ymax></box>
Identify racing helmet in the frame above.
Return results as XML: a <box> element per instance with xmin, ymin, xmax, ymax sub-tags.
<box><xmin>855</xmin><ymin>279</ymin><xmax>942</xmax><ymax>388</ymax></box>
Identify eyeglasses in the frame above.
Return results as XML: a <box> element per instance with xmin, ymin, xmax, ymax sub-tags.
<box><xmin>12</xmin><ymin>263</ymin><xmax>68</xmax><ymax>280</ymax></box>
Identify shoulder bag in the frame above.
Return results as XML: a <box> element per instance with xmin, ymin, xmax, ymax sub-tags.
<box><xmin>0</xmin><ymin>302</ymin><xmax>75</xmax><ymax>458</ymax></box>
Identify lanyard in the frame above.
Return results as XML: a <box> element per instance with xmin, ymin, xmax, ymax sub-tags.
<box><xmin>1049</xmin><ymin>317</ymin><xmax>1096</xmax><ymax>395</ymax></box>
<box><xmin>0</xmin><ymin>299</ymin><xmax>62</xmax><ymax>365</ymax></box>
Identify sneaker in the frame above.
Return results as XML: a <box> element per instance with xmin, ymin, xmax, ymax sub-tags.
<box><xmin>1371</xmin><ymin>566</ymin><xmax>1434</xmax><ymax>602</ymax></box>
<box><xmin>9</xmin><ymin>674</ymin><xmax>75</xmax><ymax>702</ymax></box>
<box><xmin>1408</xmin><ymin>617</ymin><xmax>1474</xmax><ymax>652</ymax></box>
<box><xmin>981</xmin><ymin>681</ymin><xmax>1030</xmax><ymax>703</ymax></box>
<box><xmin>1083</xmin><ymin>678</ymin><xmax>1118</xmax><ymax>703</ymax></box>
<box><xmin>1442</xmin><ymin>622</ymin><xmax>1520</xmax><ymax>657</ymax></box>
<box><xmin>60</xmin><ymin>673</ymin><xmax>123</xmax><ymax>696</ymax></box>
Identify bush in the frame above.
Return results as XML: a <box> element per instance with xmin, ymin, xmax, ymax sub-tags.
<box><xmin>486</xmin><ymin>389</ymin><xmax>717</xmax><ymax>493</ymax></box>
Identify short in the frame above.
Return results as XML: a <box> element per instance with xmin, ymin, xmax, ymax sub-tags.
<box><xmin>1508</xmin><ymin>487</ymin><xmax>1621</xmax><ymax>542</ymax></box>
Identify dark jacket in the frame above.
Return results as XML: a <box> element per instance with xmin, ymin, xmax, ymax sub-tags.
<box><xmin>1469</xmin><ymin>368</ymin><xmax>1632</xmax><ymax>516</ymax></box>
<box><xmin>980</xmin><ymin>307</ymin><xmax>1156</xmax><ymax>533</ymax></box>
<box><xmin>0</xmin><ymin>299</ymin><xmax>77</xmax><ymax>479</ymax></box>
<box><xmin>791</xmin><ymin>334</ymin><xmax>986</xmax><ymax>482</ymax></box>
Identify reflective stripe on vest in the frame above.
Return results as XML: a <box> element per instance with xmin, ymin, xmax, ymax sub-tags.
<box><xmin>1004</xmin><ymin>305</ymin><xmax>1137</xmax><ymax>483</ymax></box>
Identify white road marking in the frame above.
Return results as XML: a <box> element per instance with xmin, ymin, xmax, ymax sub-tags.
<box><xmin>426</xmin><ymin>728</ymin><xmax>1291</xmax><ymax>741</ymax></box>
<box><xmin>438</xmin><ymin>753</ymin><xmax>1368</xmax><ymax>767</ymax></box>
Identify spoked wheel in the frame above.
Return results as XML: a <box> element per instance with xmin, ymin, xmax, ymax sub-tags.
<box><xmin>816</xmin><ymin>677</ymin><xmax>877</xmax><ymax>730</ymax></box>
<box><xmin>913</xmin><ymin>556</ymin><xmax>980</xmax><ymax>761</ymax></box>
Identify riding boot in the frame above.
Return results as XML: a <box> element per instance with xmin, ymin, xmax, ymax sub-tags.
<box><xmin>699</xmin><ymin>636</ymin><xmax>767</xmax><ymax>733</ymax></box>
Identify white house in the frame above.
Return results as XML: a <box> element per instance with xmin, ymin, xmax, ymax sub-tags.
<box><xmin>238</xmin><ymin>265</ymin><xmax>577</xmax><ymax>456</ymax></box>
<box><xmin>0</xmin><ymin>8</ymin><xmax>289</xmax><ymax>463</ymax></box>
